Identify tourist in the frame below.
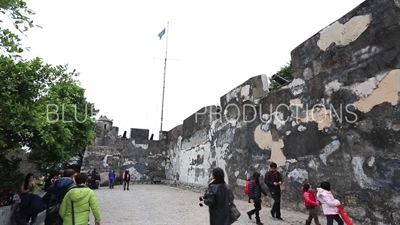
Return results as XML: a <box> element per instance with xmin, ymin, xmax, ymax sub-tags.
<box><xmin>264</xmin><ymin>162</ymin><xmax>283</xmax><ymax>220</ymax></box>
<box><xmin>200</xmin><ymin>167</ymin><xmax>230</xmax><ymax>225</ymax></box>
<box><xmin>316</xmin><ymin>181</ymin><xmax>344</xmax><ymax>225</ymax></box>
<box><xmin>19</xmin><ymin>173</ymin><xmax>38</xmax><ymax>225</ymax></box>
<box><xmin>122</xmin><ymin>170</ymin><xmax>131</xmax><ymax>190</ymax></box>
<box><xmin>246</xmin><ymin>172</ymin><xmax>269</xmax><ymax>225</ymax></box>
<box><xmin>108</xmin><ymin>170</ymin><xmax>115</xmax><ymax>189</ymax></box>
<box><xmin>302</xmin><ymin>183</ymin><xmax>321</xmax><ymax>225</ymax></box>
<box><xmin>59</xmin><ymin>173</ymin><xmax>102</xmax><ymax>225</ymax></box>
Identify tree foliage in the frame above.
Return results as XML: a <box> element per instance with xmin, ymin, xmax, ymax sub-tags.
<box><xmin>269</xmin><ymin>61</ymin><xmax>294</xmax><ymax>90</ymax></box>
<box><xmin>0</xmin><ymin>0</ymin><xmax>98</xmax><ymax>188</ymax></box>
<box><xmin>0</xmin><ymin>0</ymin><xmax>40</xmax><ymax>55</ymax></box>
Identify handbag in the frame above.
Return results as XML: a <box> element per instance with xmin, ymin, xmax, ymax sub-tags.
<box><xmin>229</xmin><ymin>203</ymin><xmax>241</xmax><ymax>224</ymax></box>
<box><xmin>227</xmin><ymin>185</ymin><xmax>241</xmax><ymax>224</ymax></box>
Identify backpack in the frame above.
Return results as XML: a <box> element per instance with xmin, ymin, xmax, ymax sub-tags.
<box><xmin>0</xmin><ymin>188</ymin><xmax>14</xmax><ymax>207</ymax></box>
<box><xmin>44</xmin><ymin>185</ymin><xmax>75</xmax><ymax>225</ymax></box>
<box><xmin>244</xmin><ymin>179</ymin><xmax>254</xmax><ymax>195</ymax></box>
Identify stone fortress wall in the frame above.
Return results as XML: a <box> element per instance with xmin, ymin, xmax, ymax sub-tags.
<box><xmin>83</xmin><ymin>0</ymin><xmax>400</xmax><ymax>224</ymax></box>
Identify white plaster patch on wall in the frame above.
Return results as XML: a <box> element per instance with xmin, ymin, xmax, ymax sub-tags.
<box><xmin>241</xmin><ymin>85</ymin><xmax>251</xmax><ymax>101</ymax></box>
<box><xmin>354</xmin><ymin>69</ymin><xmax>400</xmax><ymax>113</ymax></box>
<box><xmin>317</xmin><ymin>14</ymin><xmax>372</xmax><ymax>51</ymax></box>
<box><xmin>237</xmin><ymin>178</ymin><xmax>246</xmax><ymax>187</ymax></box>
<box><xmin>319</xmin><ymin>140</ymin><xmax>340</xmax><ymax>165</ymax></box>
<box><xmin>131</xmin><ymin>140</ymin><xmax>148</xmax><ymax>150</ymax></box>
<box><xmin>214</xmin><ymin>143</ymin><xmax>230</xmax><ymax>185</ymax></box>
<box><xmin>273</xmin><ymin>111</ymin><xmax>287</xmax><ymax>130</ymax></box>
<box><xmin>288</xmin><ymin>78</ymin><xmax>306</xmax><ymax>96</ymax></box>
<box><xmin>325</xmin><ymin>80</ymin><xmax>342</xmax><ymax>95</ymax></box>
<box><xmin>351</xmin><ymin>45</ymin><xmax>381</xmax><ymax>63</ymax></box>
<box><xmin>261</xmin><ymin>74</ymin><xmax>269</xmax><ymax>91</ymax></box>
<box><xmin>123</xmin><ymin>159</ymin><xmax>134</xmax><ymax>165</ymax></box>
<box><xmin>178</xmin><ymin>142</ymin><xmax>212</xmax><ymax>186</ymax></box>
<box><xmin>225</xmin><ymin>87</ymin><xmax>241</xmax><ymax>103</ymax></box>
<box><xmin>126</xmin><ymin>166</ymin><xmax>143</xmax><ymax>181</ymax></box>
<box><xmin>287</xmin><ymin>168</ymin><xmax>309</xmax><ymax>184</ymax></box>
<box><xmin>352</xmin><ymin>156</ymin><xmax>376</xmax><ymax>189</ymax></box>
<box><xmin>181</xmin><ymin>130</ymin><xmax>208</xmax><ymax>150</ymax></box>
<box><xmin>102</xmin><ymin>155</ymin><xmax>113</xmax><ymax>167</ymax></box>
<box><xmin>177</xmin><ymin>136</ymin><xmax>182</xmax><ymax>150</ymax></box>
<box><xmin>253</xmin><ymin>125</ymin><xmax>286</xmax><ymax>167</ymax></box>
<box><xmin>208</xmin><ymin>120</ymin><xmax>218</xmax><ymax>141</ymax></box>
<box><xmin>348</xmin><ymin>77</ymin><xmax>378</xmax><ymax>98</ymax></box>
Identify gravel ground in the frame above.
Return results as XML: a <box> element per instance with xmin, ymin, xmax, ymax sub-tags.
<box><xmin>86</xmin><ymin>184</ymin><xmax>329</xmax><ymax>225</ymax></box>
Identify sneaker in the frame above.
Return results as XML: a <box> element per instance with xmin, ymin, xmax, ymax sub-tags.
<box><xmin>270</xmin><ymin>210</ymin><xmax>275</xmax><ymax>218</ymax></box>
<box><xmin>276</xmin><ymin>217</ymin><xmax>283</xmax><ymax>220</ymax></box>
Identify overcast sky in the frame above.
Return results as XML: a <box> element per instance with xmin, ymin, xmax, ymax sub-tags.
<box><xmin>18</xmin><ymin>0</ymin><xmax>364</xmax><ymax>139</ymax></box>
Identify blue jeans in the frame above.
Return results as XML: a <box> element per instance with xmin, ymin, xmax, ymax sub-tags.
<box><xmin>109</xmin><ymin>179</ymin><xmax>115</xmax><ymax>188</ymax></box>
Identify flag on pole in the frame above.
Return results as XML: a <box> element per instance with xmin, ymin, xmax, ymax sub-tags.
<box><xmin>158</xmin><ymin>28</ymin><xmax>166</xmax><ymax>40</ymax></box>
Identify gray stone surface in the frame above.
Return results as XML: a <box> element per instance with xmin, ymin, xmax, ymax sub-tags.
<box><xmin>83</xmin><ymin>0</ymin><xmax>400</xmax><ymax>224</ymax></box>
<box><xmin>83</xmin><ymin>184</ymin><xmax>329</xmax><ymax>225</ymax></box>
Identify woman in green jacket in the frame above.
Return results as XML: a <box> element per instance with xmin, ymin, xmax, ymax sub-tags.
<box><xmin>60</xmin><ymin>173</ymin><xmax>102</xmax><ymax>225</ymax></box>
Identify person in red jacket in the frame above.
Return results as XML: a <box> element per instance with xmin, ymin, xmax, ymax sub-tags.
<box><xmin>302</xmin><ymin>183</ymin><xmax>321</xmax><ymax>225</ymax></box>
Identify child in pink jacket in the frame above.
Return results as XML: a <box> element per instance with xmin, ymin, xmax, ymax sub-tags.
<box><xmin>316</xmin><ymin>181</ymin><xmax>344</xmax><ymax>225</ymax></box>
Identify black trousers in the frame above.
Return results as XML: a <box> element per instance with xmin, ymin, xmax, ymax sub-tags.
<box><xmin>248</xmin><ymin>202</ymin><xmax>262</xmax><ymax>221</ymax></box>
<box><xmin>326</xmin><ymin>215</ymin><xmax>344</xmax><ymax>225</ymax></box>
<box><xmin>270</xmin><ymin>191</ymin><xmax>281</xmax><ymax>218</ymax></box>
<box><xmin>123</xmin><ymin>181</ymin><xmax>130</xmax><ymax>190</ymax></box>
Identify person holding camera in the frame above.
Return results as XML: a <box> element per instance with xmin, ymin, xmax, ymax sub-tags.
<box><xmin>200</xmin><ymin>167</ymin><xmax>230</xmax><ymax>225</ymax></box>
<box><xmin>247</xmin><ymin>172</ymin><xmax>269</xmax><ymax>225</ymax></box>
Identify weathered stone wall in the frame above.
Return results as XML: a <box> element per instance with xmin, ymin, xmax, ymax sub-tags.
<box><xmin>164</xmin><ymin>0</ymin><xmax>400</xmax><ymax>224</ymax></box>
<box><xmin>81</xmin><ymin>116</ymin><xmax>167</xmax><ymax>183</ymax></box>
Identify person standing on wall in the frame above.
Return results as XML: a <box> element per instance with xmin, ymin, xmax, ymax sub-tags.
<box><xmin>264</xmin><ymin>162</ymin><xmax>283</xmax><ymax>220</ymax></box>
<box><xmin>122</xmin><ymin>170</ymin><xmax>131</xmax><ymax>191</ymax></box>
<box><xmin>247</xmin><ymin>172</ymin><xmax>269</xmax><ymax>225</ymax></box>
<box><xmin>108</xmin><ymin>170</ymin><xmax>116</xmax><ymax>189</ymax></box>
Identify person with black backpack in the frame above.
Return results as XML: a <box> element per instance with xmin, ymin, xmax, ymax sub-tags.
<box><xmin>264</xmin><ymin>162</ymin><xmax>283</xmax><ymax>220</ymax></box>
<box><xmin>246</xmin><ymin>172</ymin><xmax>269</xmax><ymax>225</ymax></box>
<box><xmin>44</xmin><ymin>169</ymin><xmax>77</xmax><ymax>225</ymax></box>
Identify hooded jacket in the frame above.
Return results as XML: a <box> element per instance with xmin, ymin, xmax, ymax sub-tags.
<box><xmin>59</xmin><ymin>186</ymin><xmax>101</xmax><ymax>225</ymax></box>
<box><xmin>302</xmin><ymin>186</ymin><xmax>319</xmax><ymax>208</ymax></box>
<box><xmin>316</xmin><ymin>187</ymin><xmax>340</xmax><ymax>215</ymax></box>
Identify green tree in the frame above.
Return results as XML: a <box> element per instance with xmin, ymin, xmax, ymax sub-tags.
<box><xmin>269</xmin><ymin>61</ymin><xmax>293</xmax><ymax>90</ymax></box>
<box><xmin>0</xmin><ymin>0</ymin><xmax>40</xmax><ymax>56</ymax></box>
<box><xmin>0</xmin><ymin>0</ymin><xmax>98</xmax><ymax>188</ymax></box>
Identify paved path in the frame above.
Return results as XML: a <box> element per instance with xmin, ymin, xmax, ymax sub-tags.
<box><xmin>83</xmin><ymin>184</ymin><xmax>328</xmax><ymax>225</ymax></box>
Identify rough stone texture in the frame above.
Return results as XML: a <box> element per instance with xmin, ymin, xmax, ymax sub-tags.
<box><xmin>83</xmin><ymin>0</ymin><xmax>400</xmax><ymax>224</ymax></box>
<box><xmin>81</xmin><ymin>116</ymin><xmax>167</xmax><ymax>184</ymax></box>
<box><xmin>163</xmin><ymin>1</ymin><xmax>400</xmax><ymax>224</ymax></box>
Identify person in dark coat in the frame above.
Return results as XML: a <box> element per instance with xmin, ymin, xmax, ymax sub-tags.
<box><xmin>201</xmin><ymin>167</ymin><xmax>230</xmax><ymax>225</ymax></box>
<box><xmin>247</xmin><ymin>172</ymin><xmax>269</xmax><ymax>225</ymax></box>
<box><xmin>264</xmin><ymin>162</ymin><xmax>283</xmax><ymax>220</ymax></box>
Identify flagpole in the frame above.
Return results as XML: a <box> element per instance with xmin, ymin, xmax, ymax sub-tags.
<box><xmin>160</xmin><ymin>21</ymin><xmax>169</xmax><ymax>135</ymax></box>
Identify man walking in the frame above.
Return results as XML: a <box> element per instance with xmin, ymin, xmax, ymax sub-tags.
<box><xmin>122</xmin><ymin>170</ymin><xmax>131</xmax><ymax>190</ymax></box>
<box><xmin>264</xmin><ymin>162</ymin><xmax>283</xmax><ymax>220</ymax></box>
